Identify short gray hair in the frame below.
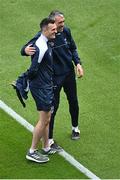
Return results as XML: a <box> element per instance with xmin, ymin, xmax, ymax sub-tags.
<box><xmin>49</xmin><ymin>10</ymin><xmax>64</xmax><ymax>20</ymax></box>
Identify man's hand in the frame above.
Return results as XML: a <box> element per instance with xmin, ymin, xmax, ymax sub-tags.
<box><xmin>25</xmin><ymin>44</ymin><xmax>36</xmax><ymax>56</ymax></box>
<box><xmin>76</xmin><ymin>64</ymin><xmax>84</xmax><ymax>78</ymax></box>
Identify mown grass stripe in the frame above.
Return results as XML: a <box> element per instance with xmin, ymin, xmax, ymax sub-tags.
<box><xmin>0</xmin><ymin>99</ymin><xmax>101</xmax><ymax>180</ymax></box>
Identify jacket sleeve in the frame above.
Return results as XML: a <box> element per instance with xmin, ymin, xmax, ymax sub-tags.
<box><xmin>27</xmin><ymin>47</ymin><xmax>41</xmax><ymax>80</ymax></box>
<box><xmin>66</xmin><ymin>28</ymin><xmax>82</xmax><ymax>65</ymax></box>
<box><xmin>20</xmin><ymin>31</ymin><xmax>41</xmax><ymax>56</ymax></box>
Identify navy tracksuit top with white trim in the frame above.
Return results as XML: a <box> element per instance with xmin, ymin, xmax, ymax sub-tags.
<box><xmin>28</xmin><ymin>34</ymin><xmax>53</xmax><ymax>88</ymax></box>
<box><xmin>21</xmin><ymin>27</ymin><xmax>82</xmax><ymax>76</ymax></box>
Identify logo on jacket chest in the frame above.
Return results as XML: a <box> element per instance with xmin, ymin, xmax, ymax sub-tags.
<box><xmin>49</xmin><ymin>51</ymin><xmax>52</xmax><ymax>56</ymax></box>
<box><xmin>64</xmin><ymin>38</ymin><xmax>67</xmax><ymax>44</ymax></box>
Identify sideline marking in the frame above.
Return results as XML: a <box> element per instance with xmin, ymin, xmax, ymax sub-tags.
<box><xmin>0</xmin><ymin>100</ymin><xmax>100</xmax><ymax>180</ymax></box>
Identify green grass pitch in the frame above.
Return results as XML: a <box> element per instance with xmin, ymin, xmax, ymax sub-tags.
<box><xmin>0</xmin><ymin>0</ymin><xmax>120</xmax><ymax>178</ymax></box>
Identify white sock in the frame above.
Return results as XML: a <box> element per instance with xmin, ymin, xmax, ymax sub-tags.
<box><xmin>48</xmin><ymin>139</ymin><xmax>54</xmax><ymax>146</ymax></box>
<box><xmin>43</xmin><ymin>147</ymin><xmax>51</xmax><ymax>152</ymax></box>
<box><xmin>29</xmin><ymin>148</ymin><xmax>37</xmax><ymax>153</ymax></box>
<box><xmin>72</xmin><ymin>126</ymin><xmax>80</xmax><ymax>133</ymax></box>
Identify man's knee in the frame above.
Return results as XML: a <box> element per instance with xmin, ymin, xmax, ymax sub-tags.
<box><xmin>39</xmin><ymin>111</ymin><xmax>51</xmax><ymax>125</ymax></box>
<box><xmin>45</xmin><ymin>118</ymin><xmax>50</xmax><ymax>126</ymax></box>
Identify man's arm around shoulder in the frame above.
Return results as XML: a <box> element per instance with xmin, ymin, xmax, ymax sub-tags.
<box><xmin>21</xmin><ymin>31</ymin><xmax>41</xmax><ymax>56</ymax></box>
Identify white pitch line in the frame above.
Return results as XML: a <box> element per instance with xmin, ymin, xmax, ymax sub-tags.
<box><xmin>0</xmin><ymin>100</ymin><xmax>100</xmax><ymax>180</ymax></box>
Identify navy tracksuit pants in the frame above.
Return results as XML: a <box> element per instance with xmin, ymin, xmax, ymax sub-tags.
<box><xmin>49</xmin><ymin>70</ymin><xmax>79</xmax><ymax>138</ymax></box>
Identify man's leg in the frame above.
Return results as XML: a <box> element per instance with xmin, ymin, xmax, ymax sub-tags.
<box><xmin>31</xmin><ymin>111</ymin><xmax>50</xmax><ymax>149</ymax></box>
<box><xmin>26</xmin><ymin>111</ymin><xmax>50</xmax><ymax>163</ymax></box>
<box><xmin>48</xmin><ymin>76</ymin><xmax>64</xmax><ymax>150</ymax></box>
<box><xmin>63</xmin><ymin>71</ymin><xmax>80</xmax><ymax>139</ymax></box>
<box><xmin>49</xmin><ymin>85</ymin><xmax>61</xmax><ymax>140</ymax></box>
<box><xmin>42</xmin><ymin>119</ymin><xmax>50</xmax><ymax>149</ymax></box>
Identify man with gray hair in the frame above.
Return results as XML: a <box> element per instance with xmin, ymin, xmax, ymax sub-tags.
<box><xmin>21</xmin><ymin>10</ymin><xmax>84</xmax><ymax>150</ymax></box>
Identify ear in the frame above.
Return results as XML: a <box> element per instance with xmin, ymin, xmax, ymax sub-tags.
<box><xmin>44</xmin><ymin>26</ymin><xmax>49</xmax><ymax>34</ymax></box>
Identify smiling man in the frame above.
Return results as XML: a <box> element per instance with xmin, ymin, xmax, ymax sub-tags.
<box><xmin>21</xmin><ymin>10</ymin><xmax>84</xmax><ymax>151</ymax></box>
<box><xmin>17</xmin><ymin>18</ymin><xmax>57</xmax><ymax>163</ymax></box>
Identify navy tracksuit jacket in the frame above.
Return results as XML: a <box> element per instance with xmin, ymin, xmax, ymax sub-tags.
<box><xmin>21</xmin><ymin>27</ymin><xmax>82</xmax><ymax>76</ymax></box>
<box><xmin>20</xmin><ymin>27</ymin><xmax>82</xmax><ymax>136</ymax></box>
